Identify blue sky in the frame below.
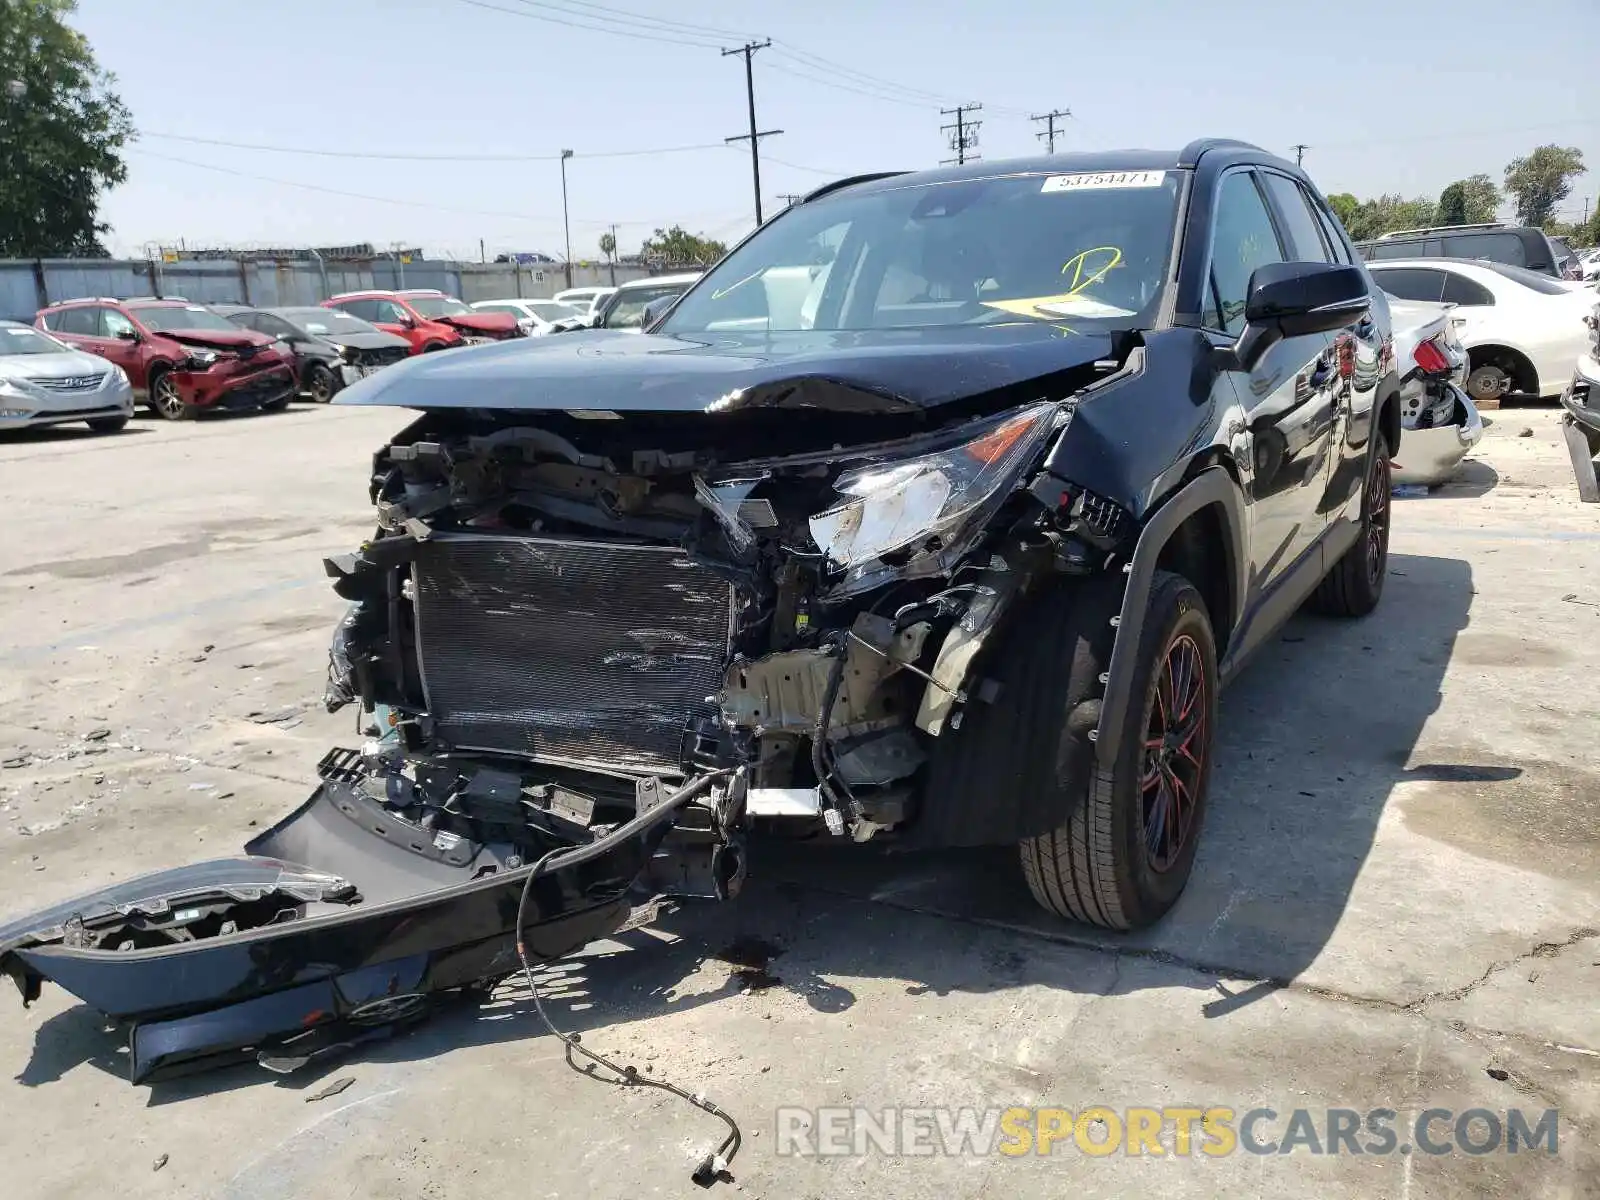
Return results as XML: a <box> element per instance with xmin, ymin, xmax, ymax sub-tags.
<box><xmin>73</xmin><ymin>0</ymin><xmax>1600</xmax><ymax>259</ymax></box>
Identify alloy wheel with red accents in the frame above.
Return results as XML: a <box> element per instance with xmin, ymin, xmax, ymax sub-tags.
<box><xmin>1141</xmin><ymin>632</ymin><xmax>1208</xmax><ymax>872</ymax></box>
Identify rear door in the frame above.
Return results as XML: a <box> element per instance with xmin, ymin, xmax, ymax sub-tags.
<box><xmin>1205</xmin><ymin>168</ymin><xmax>1338</xmax><ymax>598</ymax></box>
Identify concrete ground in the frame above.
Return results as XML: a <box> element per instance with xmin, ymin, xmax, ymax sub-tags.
<box><xmin>0</xmin><ymin>401</ymin><xmax>1595</xmax><ymax>1199</ymax></box>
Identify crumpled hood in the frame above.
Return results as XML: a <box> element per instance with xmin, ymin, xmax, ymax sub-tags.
<box><xmin>162</xmin><ymin>328</ymin><xmax>273</xmax><ymax>353</ymax></box>
<box><xmin>334</xmin><ymin>325</ymin><xmax>1121</xmax><ymax>413</ymax></box>
<box><xmin>433</xmin><ymin>311</ymin><xmax>520</xmax><ymax>337</ymax></box>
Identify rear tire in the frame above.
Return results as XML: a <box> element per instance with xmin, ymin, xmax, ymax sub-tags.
<box><xmin>303</xmin><ymin>362</ymin><xmax>338</xmax><ymax>403</ymax></box>
<box><xmin>1312</xmin><ymin>433</ymin><xmax>1390</xmax><ymax>618</ymax></box>
<box><xmin>1018</xmin><ymin>571</ymin><xmax>1219</xmax><ymax>930</ymax></box>
<box><xmin>85</xmin><ymin>416</ymin><xmax>128</xmax><ymax>434</ymax></box>
<box><xmin>148</xmin><ymin>370</ymin><xmax>197</xmax><ymax>421</ymax></box>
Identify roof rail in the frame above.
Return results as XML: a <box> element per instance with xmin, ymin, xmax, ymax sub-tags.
<box><xmin>53</xmin><ymin>296</ymin><xmax>122</xmax><ymax>305</ymax></box>
<box><xmin>1178</xmin><ymin>137</ymin><xmax>1267</xmax><ymax>167</ymax></box>
<box><xmin>1377</xmin><ymin>222</ymin><xmax>1509</xmax><ymax>240</ymax></box>
<box><xmin>802</xmin><ymin>172</ymin><xmax>909</xmax><ymax>204</ymax></box>
<box><xmin>124</xmin><ymin>295</ymin><xmax>190</xmax><ymax>302</ymax></box>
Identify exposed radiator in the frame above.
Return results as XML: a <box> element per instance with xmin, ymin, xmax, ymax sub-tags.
<box><xmin>411</xmin><ymin>534</ymin><xmax>733</xmax><ymax>775</ymax></box>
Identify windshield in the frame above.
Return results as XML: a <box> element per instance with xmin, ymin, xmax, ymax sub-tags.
<box><xmin>598</xmin><ymin>282</ymin><xmax>695</xmax><ymax>329</ymax></box>
<box><xmin>528</xmin><ymin>301</ymin><xmax>580</xmax><ymax>321</ymax></box>
<box><xmin>405</xmin><ymin>295</ymin><xmax>472</xmax><ymax>317</ymax></box>
<box><xmin>132</xmin><ymin>304</ymin><xmax>241</xmax><ymax>333</ymax></box>
<box><xmin>662</xmin><ymin>170</ymin><xmax>1183</xmax><ymax>335</ymax></box>
<box><xmin>0</xmin><ymin>326</ymin><xmax>70</xmax><ymax>355</ymax></box>
<box><xmin>277</xmin><ymin>308</ymin><xmax>376</xmax><ymax>335</ymax></box>
<box><xmin>1479</xmin><ymin>261</ymin><xmax>1577</xmax><ymax>295</ymax></box>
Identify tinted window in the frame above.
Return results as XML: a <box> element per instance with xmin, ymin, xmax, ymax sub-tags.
<box><xmin>1260</xmin><ymin>173</ymin><xmax>1332</xmax><ymax>262</ymax></box>
<box><xmin>1372</xmin><ymin>268</ymin><xmax>1447</xmax><ymax>303</ymax></box>
<box><xmin>1442</xmin><ymin>231</ymin><xmax>1526</xmax><ymax>267</ymax></box>
<box><xmin>251</xmin><ymin>313</ymin><xmax>298</xmax><ymax>338</ymax></box>
<box><xmin>1206</xmin><ymin>171</ymin><xmax>1286</xmax><ymax>334</ymax></box>
<box><xmin>373</xmin><ymin>299</ymin><xmax>412</xmax><ymax>323</ymax></box>
<box><xmin>335</xmin><ymin>299</ymin><xmax>380</xmax><ymax>321</ymax></box>
<box><xmin>1475</xmin><ymin>261</ymin><xmax>1571</xmax><ymax>295</ymax></box>
<box><xmin>56</xmin><ymin>306</ymin><xmax>101</xmax><ymax>335</ymax></box>
<box><xmin>1366</xmin><ymin>238</ymin><xmax>1444</xmax><ymax>261</ymax></box>
<box><xmin>1441</xmin><ymin>272</ymin><xmax>1495</xmax><ymax>306</ymax></box>
<box><xmin>1310</xmin><ymin>200</ymin><xmax>1352</xmax><ymax>264</ymax></box>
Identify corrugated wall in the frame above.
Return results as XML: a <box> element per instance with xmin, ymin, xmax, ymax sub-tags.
<box><xmin>0</xmin><ymin>258</ymin><xmax>656</xmax><ymax>321</ymax></box>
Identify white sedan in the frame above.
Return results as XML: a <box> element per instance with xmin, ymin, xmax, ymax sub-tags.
<box><xmin>469</xmin><ymin>298</ymin><xmax>586</xmax><ymax>336</ymax></box>
<box><xmin>1366</xmin><ymin>258</ymin><xmax>1599</xmax><ymax>404</ymax></box>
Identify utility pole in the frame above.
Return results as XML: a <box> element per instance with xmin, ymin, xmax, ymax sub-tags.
<box><xmin>1292</xmin><ymin>143</ymin><xmax>1309</xmax><ymax>167</ymax></box>
<box><xmin>940</xmin><ymin>103</ymin><xmax>982</xmax><ymax>166</ymax></box>
<box><xmin>723</xmin><ymin>40</ymin><xmax>782</xmax><ymax>225</ymax></box>
<box><xmin>559</xmin><ymin>149</ymin><xmax>574</xmax><ymax>289</ymax></box>
<box><xmin>1030</xmin><ymin>108</ymin><xmax>1071</xmax><ymax>154</ymax></box>
<box><xmin>777</xmin><ymin>193</ymin><xmax>802</xmax><ymax>209</ymax></box>
<box><xmin>608</xmin><ymin>222</ymin><xmax>618</xmax><ymax>286</ymax></box>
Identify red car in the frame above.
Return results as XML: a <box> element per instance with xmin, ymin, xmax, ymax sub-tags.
<box><xmin>36</xmin><ymin>298</ymin><xmax>296</xmax><ymax>421</ymax></box>
<box><xmin>321</xmin><ymin>289</ymin><xmax>521</xmax><ymax>354</ymax></box>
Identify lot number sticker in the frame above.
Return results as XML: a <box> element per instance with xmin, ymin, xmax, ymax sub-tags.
<box><xmin>1042</xmin><ymin>171</ymin><xmax>1167</xmax><ymax>193</ymax></box>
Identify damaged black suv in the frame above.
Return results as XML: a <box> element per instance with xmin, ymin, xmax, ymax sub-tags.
<box><xmin>0</xmin><ymin>141</ymin><xmax>1399</xmax><ymax>1082</ymax></box>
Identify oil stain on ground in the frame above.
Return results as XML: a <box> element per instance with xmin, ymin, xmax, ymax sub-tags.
<box><xmin>1451</xmin><ymin>632</ymin><xmax>1572</xmax><ymax>669</ymax></box>
<box><xmin>7</xmin><ymin>521</ymin><xmax>326</xmax><ymax>580</ymax></box>
<box><xmin>1396</xmin><ymin>757</ymin><xmax>1600</xmax><ymax>882</ymax></box>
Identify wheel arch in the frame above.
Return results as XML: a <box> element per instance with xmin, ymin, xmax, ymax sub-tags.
<box><xmin>1467</xmin><ymin>343</ymin><xmax>1539</xmax><ymax>398</ymax></box>
<box><xmin>143</xmin><ymin>359</ymin><xmax>177</xmax><ymax>400</ymax></box>
<box><xmin>1094</xmin><ymin>466</ymin><xmax>1246</xmax><ymax>770</ymax></box>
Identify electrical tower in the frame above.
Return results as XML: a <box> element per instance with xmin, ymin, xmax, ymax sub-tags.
<box><xmin>723</xmin><ymin>40</ymin><xmax>782</xmax><ymax>225</ymax></box>
<box><xmin>940</xmin><ymin>103</ymin><xmax>982</xmax><ymax>166</ymax></box>
<box><xmin>1030</xmin><ymin>108</ymin><xmax>1071</xmax><ymax>154</ymax></box>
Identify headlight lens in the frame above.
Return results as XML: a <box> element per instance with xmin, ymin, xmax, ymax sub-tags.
<box><xmin>187</xmin><ymin>349</ymin><xmax>219</xmax><ymax>367</ymax></box>
<box><xmin>809</xmin><ymin>401</ymin><xmax>1062</xmax><ymax>595</ymax></box>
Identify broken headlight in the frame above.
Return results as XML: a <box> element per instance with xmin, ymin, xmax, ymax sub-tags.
<box><xmin>809</xmin><ymin>401</ymin><xmax>1062</xmax><ymax>596</ymax></box>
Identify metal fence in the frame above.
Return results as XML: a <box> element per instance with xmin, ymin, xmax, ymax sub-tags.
<box><xmin>0</xmin><ymin>257</ymin><xmax>661</xmax><ymax>322</ymax></box>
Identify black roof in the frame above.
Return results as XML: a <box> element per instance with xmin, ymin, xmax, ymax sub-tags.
<box><xmin>802</xmin><ymin>139</ymin><xmax>1278</xmax><ymax>203</ymax></box>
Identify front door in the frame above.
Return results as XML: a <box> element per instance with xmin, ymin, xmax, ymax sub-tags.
<box><xmin>1205</xmin><ymin>169</ymin><xmax>1337</xmax><ymax>599</ymax></box>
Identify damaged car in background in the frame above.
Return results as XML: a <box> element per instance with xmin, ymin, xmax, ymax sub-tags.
<box><xmin>1385</xmin><ymin>294</ymin><xmax>1482</xmax><ymax>486</ymax></box>
<box><xmin>0</xmin><ymin>142</ymin><xmax>1403</xmax><ymax>1086</ymax></box>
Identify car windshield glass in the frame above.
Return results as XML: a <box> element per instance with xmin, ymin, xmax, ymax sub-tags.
<box><xmin>600</xmin><ymin>283</ymin><xmax>693</xmax><ymax>328</ymax></box>
<box><xmin>662</xmin><ymin>169</ymin><xmax>1183</xmax><ymax>334</ymax></box>
<box><xmin>1477</xmin><ymin>261</ymin><xmax>1574</xmax><ymax>295</ymax></box>
<box><xmin>405</xmin><ymin>296</ymin><xmax>472</xmax><ymax>317</ymax></box>
<box><xmin>132</xmin><ymin>305</ymin><xmax>240</xmax><ymax>332</ymax></box>
<box><xmin>281</xmin><ymin>309</ymin><xmax>375</xmax><ymax>335</ymax></box>
<box><xmin>528</xmin><ymin>301</ymin><xmax>579</xmax><ymax>320</ymax></box>
<box><xmin>0</xmin><ymin>326</ymin><xmax>69</xmax><ymax>355</ymax></box>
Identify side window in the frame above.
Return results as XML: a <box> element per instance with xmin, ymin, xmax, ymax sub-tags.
<box><xmin>1309</xmin><ymin>198</ymin><xmax>1352</xmax><ymax>264</ymax></box>
<box><xmin>1441</xmin><ymin>272</ymin><xmax>1494</xmax><ymax>306</ymax></box>
<box><xmin>1260</xmin><ymin>173</ymin><xmax>1333</xmax><ymax>262</ymax></box>
<box><xmin>1206</xmin><ymin>171</ymin><xmax>1287</xmax><ymax>335</ymax></box>
<box><xmin>1442</xmin><ymin>232</ymin><xmax>1526</xmax><ymax>267</ymax></box>
<box><xmin>1372</xmin><ymin>269</ymin><xmax>1446</xmax><ymax>303</ymax></box>
<box><xmin>101</xmin><ymin>308</ymin><xmax>136</xmax><ymax>338</ymax></box>
<box><xmin>58</xmin><ymin>306</ymin><xmax>101</xmax><ymax>336</ymax></box>
<box><xmin>253</xmin><ymin>314</ymin><xmax>295</xmax><ymax>338</ymax></box>
<box><xmin>337</xmin><ymin>299</ymin><xmax>376</xmax><ymax>321</ymax></box>
<box><xmin>373</xmin><ymin>300</ymin><xmax>409</xmax><ymax>323</ymax></box>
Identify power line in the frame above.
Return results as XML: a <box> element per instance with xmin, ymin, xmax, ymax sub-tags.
<box><xmin>763</xmin><ymin>60</ymin><xmax>938</xmax><ymax>111</ymax></box>
<box><xmin>138</xmin><ymin>130</ymin><xmax>731</xmax><ymax>162</ymax></box>
<box><xmin>1031</xmin><ymin>108</ymin><xmax>1071</xmax><ymax>154</ymax></box>
<box><xmin>941</xmin><ymin>103</ymin><xmax>982</xmax><ymax>166</ymax></box>
<box><xmin>723</xmin><ymin>40</ymin><xmax>781</xmax><ymax>226</ymax></box>
<box><xmin>457</xmin><ymin>0</ymin><xmax>722</xmax><ymax>48</ymax></box>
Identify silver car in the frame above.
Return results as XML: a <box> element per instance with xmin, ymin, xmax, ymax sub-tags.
<box><xmin>0</xmin><ymin>320</ymin><xmax>135</xmax><ymax>434</ymax></box>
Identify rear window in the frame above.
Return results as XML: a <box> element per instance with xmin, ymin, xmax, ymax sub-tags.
<box><xmin>1475</xmin><ymin>260</ymin><xmax>1573</xmax><ymax>295</ymax></box>
<box><xmin>1372</xmin><ymin>268</ymin><xmax>1446</xmax><ymax>303</ymax></box>
<box><xmin>1365</xmin><ymin>238</ymin><xmax>1443</xmax><ymax>261</ymax></box>
<box><xmin>1441</xmin><ymin>231</ymin><xmax>1527</xmax><ymax>267</ymax></box>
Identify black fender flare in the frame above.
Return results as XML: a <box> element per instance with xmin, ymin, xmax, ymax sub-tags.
<box><xmin>1093</xmin><ymin>466</ymin><xmax>1246</xmax><ymax>769</ymax></box>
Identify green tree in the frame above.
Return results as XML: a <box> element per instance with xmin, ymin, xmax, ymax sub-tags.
<box><xmin>639</xmin><ymin>225</ymin><xmax>727</xmax><ymax>267</ymax></box>
<box><xmin>1344</xmin><ymin>194</ymin><xmax>1436</xmax><ymax>241</ymax></box>
<box><xmin>1325</xmin><ymin>192</ymin><xmax>1360</xmax><ymax>231</ymax></box>
<box><xmin>0</xmin><ymin>0</ymin><xmax>132</xmax><ymax>256</ymax></box>
<box><xmin>1458</xmin><ymin>173</ymin><xmax>1501</xmax><ymax>224</ymax></box>
<box><xmin>1436</xmin><ymin>182</ymin><xmax>1467</xmax><ymax>226</ymax></box>
<box><xmin>597</xmin><ymin>230</ymin><xmax>616</xmax><ymax>262</ymax></box>
<box><xmin>1504</xmin><ymin>145</ymin><xmax>1585</xmax><ymax>228</ymax></box>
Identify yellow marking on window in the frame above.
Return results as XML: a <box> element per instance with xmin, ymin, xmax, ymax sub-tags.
<box><xmin>1059</xmin><ymin>246</ymin><xmax>1123</xmax><ymax>294</ymax></box>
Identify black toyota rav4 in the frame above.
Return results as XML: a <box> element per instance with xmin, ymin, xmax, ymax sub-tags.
<box><xmin>0</xmin><ymin>140</ymin><xmax>1400</xmax><ymax>1082</ymax></box>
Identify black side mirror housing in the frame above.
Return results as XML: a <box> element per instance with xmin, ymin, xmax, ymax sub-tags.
<box><xmin>640</xmin><ymin>296</ymin><xmax>676</xmax><ymax>331</ymax></box>
<box><xmin>115</xmin><ymin>328</ymin><xmax>140</xmax><ymax>342</ymax></box>
<box><xmin>1232</xmin><ymin>262</ymin><xmax>1369</xmax><ymax>371</ymax></box>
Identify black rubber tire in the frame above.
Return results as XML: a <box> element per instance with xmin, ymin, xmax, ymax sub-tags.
<box><xmin>259</xmin><ymin>394</ymin><xmax>293</xmax><ymax>413</ymax></box>
<box><xmin>85</xmin><ymin>416</ymin><xmax>128</xmax><ymax>434</ymax></box>
<box><xmin>420</xmin><ymin>341</ymin><xmax>446</xmax><ymax>353</ymax></box>
<box><xmin>1018</xmin><ymin>571</ymin><xmax>1219</xmax><ymax>931</ymax></box>
<box><xmin>303</xmin><ymin>362</ymin><xmax>338</xmax><ymax>403</ymax></box>
<box><xmin>148</xmin><ymin>370</ymin><xmax>197</xmax><ymax>421</ymax></box>
<box><xmin>1312</xmin><ymin>433</ymin><xmax>1390</xmax><ymax>618</ymax></box>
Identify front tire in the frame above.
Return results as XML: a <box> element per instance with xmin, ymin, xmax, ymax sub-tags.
<box><xmin>303</xmin><ymin>362</ymin><xmax>338</xmax><ymax>403</ymax></box>
<box><xmin>1019</xmin><ymin>571</ymin><xmax>1219</xmax><ymax>930</ymax></box>
<box><xmin>1312</xmin><ymin>433</ymin><xmax>1390</xmax><ymax>617</ymax></box>
<box><xmin>148</xmin><ymin>370</ymin><xmax>197</xmax><ymax>421</ymax></box>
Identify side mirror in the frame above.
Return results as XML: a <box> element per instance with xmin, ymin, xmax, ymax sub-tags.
<box><xmin>115</xmin><ymin>328</ymin><xmax>141</xmax><ymax>342</ymax></box>
<box><xmin>641</xmin><ymin>296</ymin><xmax>676</xmax><ymax>330</ymax></box>
<box><xmin>1232</xmin><ymin>262</ymin><xmax>1369</xmax><ymax>371</ymax></box>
